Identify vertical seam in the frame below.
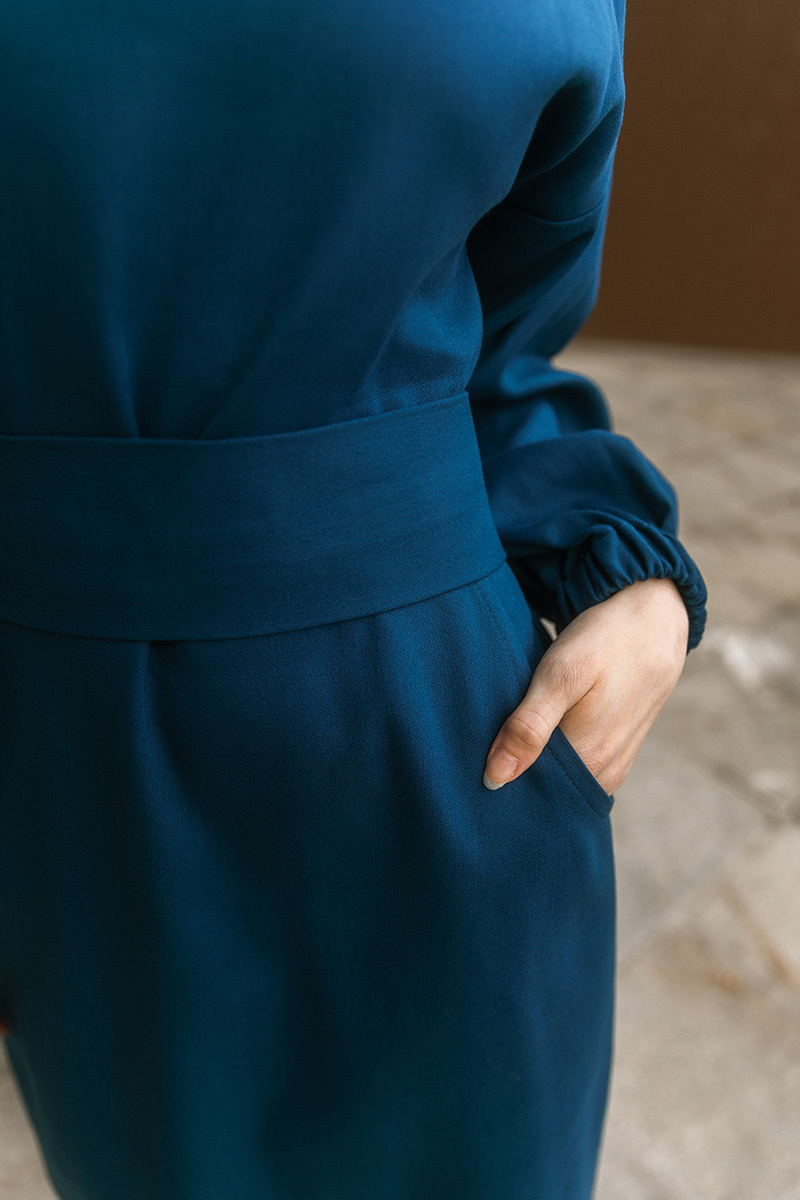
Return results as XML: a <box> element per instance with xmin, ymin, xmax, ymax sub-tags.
<box><xmin>473</xmin><ymin>578</ymin><xmax>529</xmax><ymax>692</ymax></box>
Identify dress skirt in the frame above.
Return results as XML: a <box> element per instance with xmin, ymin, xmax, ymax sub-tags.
<box><xmin>0</xmin><ymin>395</ymin><xmax>616</xmax><ymax>1200</ymax></box>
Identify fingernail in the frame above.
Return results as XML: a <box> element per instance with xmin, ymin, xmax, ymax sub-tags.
<box><xmin>483</xmin><ymin>748</ymin><xmax>519</xmax><ymax>789</ymax></box>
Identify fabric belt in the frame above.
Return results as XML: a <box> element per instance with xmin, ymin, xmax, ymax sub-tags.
<box><xmin>0</xmin><ymin>391</ymin><xmax>508</xmax><ymax>641</ymax></box>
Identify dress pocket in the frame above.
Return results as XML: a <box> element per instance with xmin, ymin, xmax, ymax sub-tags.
<box><xmin>473</xmin><ymin>561</ymin><xmax>615</xmax><ymax>820</ymax></box>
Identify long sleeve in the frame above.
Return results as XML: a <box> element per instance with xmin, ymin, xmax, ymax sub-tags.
<box><xmin>465</xmin><ymin>0</ymin><xmax>707</xmax><ymax>654</ymax></box>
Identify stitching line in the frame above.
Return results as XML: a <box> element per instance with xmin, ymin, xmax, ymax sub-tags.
<box><xmin>473</xmin><ymin>578</ymin><xmax>528</xmax><ymax>692</ymax></box>
<box><xmin>547</xmin><ymin>736</ymin><xmax>612</xmax><ymax>819</ymax></box>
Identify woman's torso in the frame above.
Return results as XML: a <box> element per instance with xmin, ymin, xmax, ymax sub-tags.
<box><xmin>0</xmin><ymin>0</ymin><xmax>620</xmax><ymax>440</ymax></box>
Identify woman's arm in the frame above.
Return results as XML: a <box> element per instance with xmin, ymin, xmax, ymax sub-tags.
<box><xmin>465</xmin><ymin>1</ymin><xmax>707</xmax><ymax>789</ymax></box>
<box><xmin>466</xmin><ymin>3</ymin><xmax>706</xmax><ymax>656</ymax></box>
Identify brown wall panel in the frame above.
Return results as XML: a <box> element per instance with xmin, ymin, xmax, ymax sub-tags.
<box><xmin>583</xmin><ymin>0</ymin><xmax>800</xmax><ymax>353</ymax></box>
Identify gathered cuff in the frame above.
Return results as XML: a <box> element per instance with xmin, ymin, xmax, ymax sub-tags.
<box><xmin>554</xmin><ymin>516</ymin><xmax>706</xmax><ymax>653</ymax></box>
<box><xmin>479</xmin><ymin>431</ymin><xmax>709</xmax><ymax>655</ymax></box>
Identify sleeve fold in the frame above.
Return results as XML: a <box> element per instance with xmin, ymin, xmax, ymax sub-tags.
<box><xmin>479</xmin><ymin>426</ymin><xmax>708</xmax><ymax>652</ymax></box>
<box><xmin>464</xmin><ymin>6</ymin><xmax>707</xmax><ymax>654</ymax></box>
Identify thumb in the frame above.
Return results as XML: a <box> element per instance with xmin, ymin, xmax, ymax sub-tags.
<box><xmin>482</xmin><ymin>651</ymin><xmax>589</xmax><ymax>790</ymax></box>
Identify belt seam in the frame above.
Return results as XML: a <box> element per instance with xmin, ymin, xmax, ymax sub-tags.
<box><xmin>0</xmin><ymin>556</ymin><xmax>510</xmax><ymax>643</ymax></box>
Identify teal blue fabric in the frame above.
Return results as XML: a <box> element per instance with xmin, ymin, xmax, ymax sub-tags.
<box><xmin>0</xmin><ymin>394</ymin><xmax>509</xmax><ymax>640</ymax></box>
<box><xmin>1</xmin><ymin>563</ymin><xmax>617</xmax><ymax>1200</ymax></box>
<box><xmin>0</xmin><ymin>0</ymin><xmax>707</xmax><ymax>647</ymax></box>
<box><xmin>0</xmin><ymin>1</ymin><xmax>707</xmax><ymax>1198</ymax></box>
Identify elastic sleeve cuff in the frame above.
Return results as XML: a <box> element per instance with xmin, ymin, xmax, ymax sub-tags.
<box><xmin>553</xmin><ymin>515</ymin><xmax>707</xmax><ymax>653</ymax></box>
<box><xmin>479</xmin><ymin>430</ymin><xmax>709</xmax><ymax>655</ymax></box>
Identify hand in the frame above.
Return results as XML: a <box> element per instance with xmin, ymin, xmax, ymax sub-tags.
<box><xmin>482</xmin><ymin>577</ymin><xmax>690</xmax><ymax>793</ymax></box>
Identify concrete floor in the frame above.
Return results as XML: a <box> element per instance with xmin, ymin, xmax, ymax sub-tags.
<box><xmin>564</xmin><ymin>340</ymin><xmax>800</xmax><ymax>1200</ymax></box>
<box><xmin>2</xmin><ymin>338</ymin><xmax>799</xmax><ymax>1198</ymax></box>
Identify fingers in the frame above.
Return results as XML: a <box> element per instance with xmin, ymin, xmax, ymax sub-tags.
<box><xmin>483</xmin><ymin>645</ymin><xmax>597</xmax><ymax>789</ymax></box>
<box><xmin>481</xmin><ymin>578</ymin><xmax>691</xmax><ymax>792</ymax></box>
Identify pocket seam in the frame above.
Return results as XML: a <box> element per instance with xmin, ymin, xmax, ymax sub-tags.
<box><xmin>474</xmin><ymin>572</ymin><xmax>614</xmax><ymax>820</ymax></box>
<box><xmin>473</xmin><ymin>577</ymin><xmax>529</xmax><ymax>694</ymax></box>
<box><xmin>545</xmin><ymin>726</ymin><xmax>614</xmax><ymax>820</ymax></box>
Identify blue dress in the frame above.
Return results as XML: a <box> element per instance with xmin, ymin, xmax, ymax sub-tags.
<box><xmin>0</xmin><ymin>1</ymin><xmax>707</xmax><ymax>1197</ymax></box>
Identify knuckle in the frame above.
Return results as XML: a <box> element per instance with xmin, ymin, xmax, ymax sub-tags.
<box><xmin>592</xmin><ymin>746</ymin><xmax>629</xmax><ymax>794</ymax></box>
<box><xmin>543</xmin><ymin>647</ymin><xmax>598</xmax><ymax>698</ymax></box>
<box><xmin>583</xmin><ymin>746</ymin><xmax>610</xmax><ymax>782</ymax></box>
<box><xmin>567</xmin><ymin>732</ymin><xmax>612</xmax><ymax>782</ymax></box>
<box><xmin>502</xmin><ymin>708</ymin><xmax>551</xmax><ymax>753</ymax></box>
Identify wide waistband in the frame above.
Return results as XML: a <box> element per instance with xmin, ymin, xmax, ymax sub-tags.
<box><xmin>0</xmin><ymin>391</ymin><xmax>507</xmax><ymax>641</ymax></box>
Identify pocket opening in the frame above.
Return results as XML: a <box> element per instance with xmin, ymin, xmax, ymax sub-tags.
<box><xmin>544</xmin><ymin>724</ymin><xmax>615</xmax><ymax>819</ymax></box>
<box><xmin>474</xmin><ymin>563</ymin><xmax>615</xmax><ymax>819</ymax></box>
